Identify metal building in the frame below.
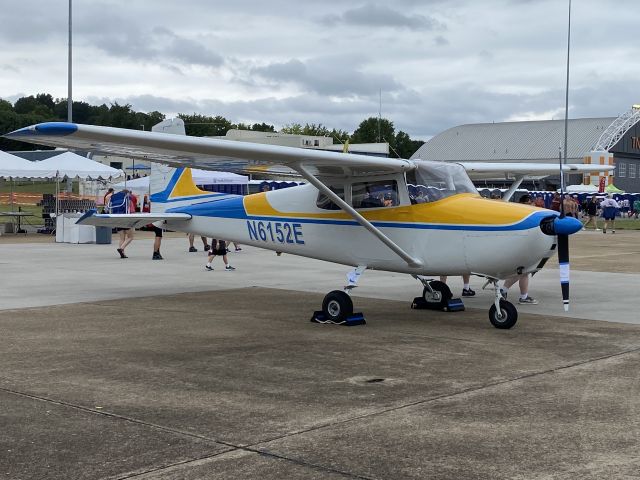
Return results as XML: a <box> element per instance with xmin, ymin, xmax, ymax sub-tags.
<box><xmin>412</xmin><ymin>107</ymin><xmax>640</xmax><ymax>192</ymax></box>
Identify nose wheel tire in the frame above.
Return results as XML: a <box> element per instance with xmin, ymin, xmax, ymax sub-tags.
<box><xmin>488</xmin><ymin>300</ymin><xmax>518</xmax><ymax>329</ymax></box>
<box><xmin>322</xmin><ymin>290</ymin><xmax>354</xmax><ymax>323</ymax></box>
<box><xmin>422</xmin><ymin>280</ymin><xmax>453</xmax><ymax>310</ymax></box>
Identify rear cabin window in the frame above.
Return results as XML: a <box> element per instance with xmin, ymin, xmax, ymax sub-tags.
<box><xmin>316</xmin><ymin>186</ymin><xmax>345</xmax><ymax>210</ymax></box>
<box><xmin>351</xmin><ymin>180</ymin><xmax>399</xmax><ymax>208</ymax></box>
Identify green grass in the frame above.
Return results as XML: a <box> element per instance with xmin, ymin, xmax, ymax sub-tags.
<box><xmin>0</xmin><ymin>203</ymin><xmax>44</xmax><ymax>229</ymax></box>
<box><xmin>605</xmin><ymin>218</ymin><xmax>640</xmax><ymax>230</ymax></box>
<box><xmin>0</xmin><ymin>180</ymin><xmax>78</xmax><ymax>194</ymax></box>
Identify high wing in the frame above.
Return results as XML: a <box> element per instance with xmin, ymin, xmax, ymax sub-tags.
<box><xmin>75</xmin><ymin>210</ymin><xmax>192</xmax><ymax>229</ymax></box>
<box><xmin>457</xmin><ymin>161</ymin><xmax>614</xmax><ymax>181</ymax></box>
<box><xmin>5</xmin><ymin>122</ymin><xmax>412</xmax><ymax>178</ymax></box>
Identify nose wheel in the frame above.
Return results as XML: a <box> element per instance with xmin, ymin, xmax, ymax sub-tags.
<box><xmin>488</xmin><ymin>300</ymin><xmax>518</xmax><ymax>329</ymax></box>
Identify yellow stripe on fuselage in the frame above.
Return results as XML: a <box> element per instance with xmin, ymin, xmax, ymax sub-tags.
<box><xmin>169</xmin><ymin>168</ymin><xmax>211</xmax><ymax>198</ymax></box>
<box><xmin>243</xmin><ymin>193</ymin><xmax>542</xmax><ymax>225</ymax></box>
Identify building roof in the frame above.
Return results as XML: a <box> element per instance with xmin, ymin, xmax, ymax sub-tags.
<box><xmin>411</xmin><ymin>117</ymin><xmax>616</xmax><ymax>163</ymax></box>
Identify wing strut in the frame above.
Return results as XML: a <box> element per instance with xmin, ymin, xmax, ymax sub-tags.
<box><xmin>501</xmin><ymin>175</ymin><xmax>526</xmax><ymax>202</ymax></box>
<box><xmin>296</xmin><ymin>163</ymin><xmax>423</xmax><ymax>269</ymax></box>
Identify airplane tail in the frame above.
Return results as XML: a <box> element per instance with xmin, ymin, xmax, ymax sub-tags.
<box><xmin>148</xmin><ymin>118</ymin><xmax>225</xmax><ymax>213</ymax></box>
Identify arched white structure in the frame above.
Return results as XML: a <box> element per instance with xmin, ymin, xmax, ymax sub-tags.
<box><xmin>593</xmin><ymin>106</ymin><xmax>640</xmax><ymax>151</ymax></box>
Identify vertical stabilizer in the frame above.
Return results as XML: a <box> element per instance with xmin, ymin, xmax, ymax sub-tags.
<box><xmin>149</xmin><ymin>118</ymin><xmax>220</xmax><ymax>212</ymax></box>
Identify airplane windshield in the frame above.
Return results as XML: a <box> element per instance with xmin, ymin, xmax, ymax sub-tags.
<box><xmin>408</xmin><ymin>160</ymin><xmax>477</xmax><ymax>203</ymax></box>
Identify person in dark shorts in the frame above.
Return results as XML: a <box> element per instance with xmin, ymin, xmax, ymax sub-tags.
<box><xmin>205</xmin><ymin>239</ymin><xmax>235</xmax><ymax>271</ymax></box>
<box><xmin>582</xmin><ymin>196</ymin><xmax>600</xmax><ymax>231</ymax></box>
<box><xmin>150</xmin><ymin>225</ymin><xmax>163</xmax><ymax>259</ymax></box>
<box><xmin>600</xmin><ymin>193</ymin><xmax>620</xmax><ymax>234</ymax></box>
<box><xmin>142</xmin><ymin>196</ymin><xmax>163</xmax><ymax>259</ymax></box>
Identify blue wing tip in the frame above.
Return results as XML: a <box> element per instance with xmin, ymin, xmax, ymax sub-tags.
<box><xmin>7</xmin><ymin>122</ymin><xmax>78</xmax><ymax>138</ymax></box>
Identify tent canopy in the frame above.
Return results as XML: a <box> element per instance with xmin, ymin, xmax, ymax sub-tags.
<box><xmin>605</xmin><ymin>183</ymin><xmax>625</xmax><ymax>193</ymax></box>
<box><xmin>35</xmin><ymin>152</ymin><xmax>123</xmax><ymax>180</ymax></box>
<box><xmin>0</xmin><ymin>150</ymin><xmax>56</xmax><ymax>178</ymax></box>
<box><xmin>565</xmin><ymin>183</ymin><xmax>598</xmax><ymax>193</ymax></box>
<box><xmin>112</xmin><ymin>168</ymin><xmax>248</xmax><ymax>196</ymax></box>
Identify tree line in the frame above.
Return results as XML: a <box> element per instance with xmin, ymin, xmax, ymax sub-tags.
<box><xmin>0</xmin><ymin>93</ymin><xmax>424</xmax><ymax>158</ymax></box>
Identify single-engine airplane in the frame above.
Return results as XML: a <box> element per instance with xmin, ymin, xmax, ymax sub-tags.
<box><xmin>4</xmin><ymin>119</ymin><xmax>613</xmax><ymax>329</ymax></box>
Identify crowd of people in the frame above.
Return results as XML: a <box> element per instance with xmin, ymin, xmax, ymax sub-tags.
<box><xmin>102</xmin><ymin>188</ymin><xmax>240</xmax><ymax>270</ymax></box>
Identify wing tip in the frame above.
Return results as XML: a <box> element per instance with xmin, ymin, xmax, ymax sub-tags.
<box><xmin>6</xmin><ymin>122</ymin><xmax>78</xmax><ymax>138</ymax></box>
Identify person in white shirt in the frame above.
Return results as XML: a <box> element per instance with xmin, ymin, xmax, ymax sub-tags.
<box><xmin>600</xmin><ymin>194</ymin><xmax>620</xmax><ymax>234</ymax></box>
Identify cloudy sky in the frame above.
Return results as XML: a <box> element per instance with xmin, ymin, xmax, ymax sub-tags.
<box><xmin>1</xmin><ymin>0</ymin><xmax>637</xmax><ymax>139</ymax></box>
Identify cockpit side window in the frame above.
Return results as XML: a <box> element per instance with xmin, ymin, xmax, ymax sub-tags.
<box><xmin>316</xmin><ymin>185</ymin><xmax>345</xmax><ymax>210</ymax></box>
<box><xmin>352</xmin><ymin>180</ymin><xmax>398</xmax><ymax>208</ymax></box>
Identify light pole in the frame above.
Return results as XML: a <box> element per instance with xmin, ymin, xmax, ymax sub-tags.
<box><xmin>67</xmin><ymin>0</ymin><xmax>73</xmax><ymax>122</ymax></box>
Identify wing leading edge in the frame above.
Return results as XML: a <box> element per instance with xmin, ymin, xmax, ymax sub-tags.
<box><xmin>457</xmin><ymin>161</ymin><xmax>615</xmax><ymax>181</ymax></box>
<box><xmin>5</xmin><ymin>122</ymin><xmax>412</xmax><ymax>177</ymax></box>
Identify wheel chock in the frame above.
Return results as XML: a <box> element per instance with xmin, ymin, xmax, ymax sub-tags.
<box><xmin>310</xmin><ymin>311</ymin><xmax>366</xmax><ymax>326</ymax></box>
<box><xmin>444</xmin><ymin>298</ymin><xmax>465</xmax><ymax>312</ymax></box>
<box><xmin>411</xmin><ymin>297</ymin><xmax>465</xmax><ymax>312</ymax></box>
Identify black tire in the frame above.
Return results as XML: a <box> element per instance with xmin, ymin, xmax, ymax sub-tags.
<box><xmin>422</xmin><ymin>280</ymin><xmax>453</xmax><ymax>310</ymax></box>
<box><xmin>322</xmin><ymin>290</ymin><xmax>354</xmax><ymax>323</ymax></box>
<box><xmin>488</xmin><ymin>300</ymin><xmax>518</xmax><ymax>329</ymax></box>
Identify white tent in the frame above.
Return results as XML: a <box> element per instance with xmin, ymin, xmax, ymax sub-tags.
<box><xmin>112</xmin><ymin>169</ymin><xmax>248</xmax><ymax>195</ymax></box>
<box><xmin>0</xmin><ymin>150</ymin><xmax>56</xmax><ymax>178</ymax></box>
<box><xmin>191</xmin><ymin>168</ymin><xmax>247</xmax><ymax>185</ymax></box>
<box><xmin>35</xmin><ymin>152</ymin><xmax>123</xmax><ymax>180</ymax></box>
<box><xmin>565</xmin><ymin>183</ymin><xmax>599</xmax><ymax>193</ymax></box>
<box><xmin>112</xmin><ymin>176</ymin><xmax>150</xmax><ymax>196</ymax></box>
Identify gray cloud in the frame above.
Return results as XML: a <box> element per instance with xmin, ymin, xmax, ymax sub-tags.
<box><xmin>249</xmin><ymin>57</ymin><xmax>402</xmax><ymax>97</ymax></box>
<box><xmin>2</xmin><ymin>0</ymin><xmax>640</xmax><ymax>143</ymax></box>
<box><xmin>323</xmin><ymin>4</ymin><xmax>444</xmax><ymax>31</ymax></box>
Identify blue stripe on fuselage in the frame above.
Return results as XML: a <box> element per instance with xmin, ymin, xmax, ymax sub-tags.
<box><xmin>168</xmin><ymin>196</ymin><xmax>553</xmax><ymax>232</ymax></box>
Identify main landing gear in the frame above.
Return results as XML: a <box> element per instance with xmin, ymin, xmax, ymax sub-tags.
<box><xmin>313</xmin><ymin>266</ymin><xmax>366</xmax><ymax>325</ymax></box>
<box><xmin>412</xmin><ymin>276</ymin><xmax>454</xmax><ymax>310</ymax></box>
<box><xmin>321</xmin><ymin>290</ymin><xmax>354</xmax><ymax>323</ymax></box>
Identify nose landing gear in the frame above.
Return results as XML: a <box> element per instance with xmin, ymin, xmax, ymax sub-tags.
<box><xmin>485</xmin><ymin>279</ymin><xmax>518</xmax><ymax>329</ymax></box>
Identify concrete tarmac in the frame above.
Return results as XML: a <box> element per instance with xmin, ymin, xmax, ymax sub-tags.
<box><xmin>1</xmin><ymin>230</ymin><xmax>640</xmax><ymax>479</ymax></box>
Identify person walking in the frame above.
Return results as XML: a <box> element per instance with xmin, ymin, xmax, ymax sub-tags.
<box><xmin>600</xmin><ymin>193</ymin><xmax>620</xmax><ymax>234</ymax></box>
<box><xmin>633</xmin><ymin>198</ymin><xmax>640</xmax><ymax>219</ymax></box>
<box><xmin>205</xmin><ymin>239</ymin><xmax>235</xmax><ymax>271</ymax></box>
<box><xmin>501</xmin><ymin>275</ymin><xmax>538</xmax><ymax>304</ymax></box>
<box><xmin>142</xmin><ymin>196</ymin><xmax>163</xmax><ymax>260</ymax></box>
<box><xmin>109</xmin><ymin>189</ymin><xmax>135</xmax><ymax>258</ymax></box>
<box><xmin>102</xmin><ymin>187</ymin><xmax>114</xmax><ymax>213</ymax></box>
<box><xmin>582</xmin><ymin>196</ymin><xmax>600</xmax><ymax>231</ymax></box>
<box><xmin>188</xmin><ymin>234</ymin><xmax>210</xmax><ymax>252</ymax></box>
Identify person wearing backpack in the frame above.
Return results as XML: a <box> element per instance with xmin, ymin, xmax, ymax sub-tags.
<box><xmin>110</xmin><ymin>189</ymin><xmax>135</xmax><ymax>258</ymax></box>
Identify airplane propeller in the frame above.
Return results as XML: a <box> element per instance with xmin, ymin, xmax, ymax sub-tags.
<box><xmin>556</xmin><ymin>191</ymin><xmax>571</xmax><ymax>312</ymax></box>
<box><xmin>539</xmin><ymin>200</ymin><xmax>582</xmax><ymax>312</ymax></box>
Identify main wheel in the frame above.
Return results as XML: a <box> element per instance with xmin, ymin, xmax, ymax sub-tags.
<box><xmin>488</xmin><ymin>300</ymin><xmax>518</xmax><ymax>329</ymax></box>
<box><xmin>322</xmin><ymin>290</ymin><xmax>354</xmax><ymax>323</ymax></box>
<box><xmin>422</xmin><ymin>280</ymin><xmax>453</xmax><ymax>310</ymax></box>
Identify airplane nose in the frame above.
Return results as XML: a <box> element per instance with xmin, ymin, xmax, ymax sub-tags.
<box><xmin>539</xmin><ymin>215</ymin><xmax>582</xmax><ymax>236</ymax></box>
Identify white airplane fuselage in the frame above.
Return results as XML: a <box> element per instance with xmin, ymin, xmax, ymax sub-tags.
<box><xmin>160</xmin><ymin>183</ymin><xmax>557</xmax><ymax>279</ymax></box>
